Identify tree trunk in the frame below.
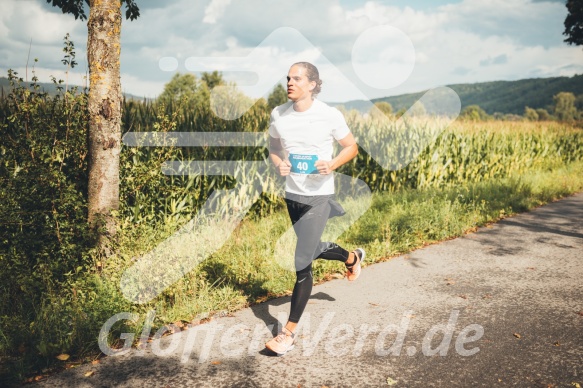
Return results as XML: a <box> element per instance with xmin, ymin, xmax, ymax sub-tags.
<box><xmin>87</xmin><ymin>0</ymin><xmax>122</xmax><ymax>253</ymax></box>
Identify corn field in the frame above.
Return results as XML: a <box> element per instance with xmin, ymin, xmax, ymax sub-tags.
<box><xmin>119</xmin><ymin>100</ymin><xmax>583</xmax><ymax>225</ymax></box>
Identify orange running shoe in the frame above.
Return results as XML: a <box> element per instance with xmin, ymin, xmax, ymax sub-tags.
<box><xmin>346</xmin><ymin>248</ymin><xmax>365</xmax><ymax>281</ymax></box>
<box><xmin>265</xmin><ymin>327</ymin><xmax>296</xmax><ymax>356</ymax></box>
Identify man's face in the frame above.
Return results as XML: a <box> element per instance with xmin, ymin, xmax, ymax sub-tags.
<box><xmin>287</xmin><ymin>65</ymin><xmax>315</xmax><ymax>102</ymax></box>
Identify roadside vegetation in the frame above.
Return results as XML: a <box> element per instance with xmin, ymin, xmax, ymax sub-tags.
<box><xmin>1</xmin><ymin>48</ymin><xmax>583</xmax><ymax>384</ymax></box>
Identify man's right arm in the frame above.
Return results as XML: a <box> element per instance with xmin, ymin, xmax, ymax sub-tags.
<box><xmin>269</xmin><ymin>136</ymin><xmax>291</xmax><ymax>176</ymax></box>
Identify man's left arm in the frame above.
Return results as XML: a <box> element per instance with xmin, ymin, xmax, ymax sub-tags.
<box><xmin>315</xmin><ymin>133</ymin><xmax>358</xmax><ymax>175</ymax></box>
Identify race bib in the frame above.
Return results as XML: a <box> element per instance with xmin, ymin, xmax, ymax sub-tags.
<box><xmin>289</xmin><ymin>153</ymin><xmax>319</xmax><ymax>175</ymax></box>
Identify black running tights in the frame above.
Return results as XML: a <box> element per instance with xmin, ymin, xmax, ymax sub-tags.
<box><xmin>285</xmin><ymin>193</ymin><xmax>350</xmax><ymax>323</ymax></box>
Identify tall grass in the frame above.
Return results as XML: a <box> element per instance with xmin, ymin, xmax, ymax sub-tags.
<box><xmin>110</xmin><ymin>117</ymin><xmax>583</xmax><ymax>322</ymax></box>
<box><xmin>112</xmin><ymin>159</ymin><xmax>583</xmax><ymax>323</ymax></box>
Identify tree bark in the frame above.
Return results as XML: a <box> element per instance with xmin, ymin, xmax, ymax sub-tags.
<box><xmin>87</xmin><ymin>0</ymin><xmax>122</xmax><ymax>251</ymax></box>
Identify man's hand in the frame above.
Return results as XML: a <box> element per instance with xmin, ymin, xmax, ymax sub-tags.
<box><xmin>316</xmin><ymin>134</ymin><xmax>358</xmax><ymax>175</ymax></box>
<box><xmin>315</xmin><ymin>160</ymin><xmax>333</xmax><ymax>175</ymax></box>
<box><xmin>277</xmin><ymin>160</ymin><xmax>292</xmax><ymax>176</ymax></box>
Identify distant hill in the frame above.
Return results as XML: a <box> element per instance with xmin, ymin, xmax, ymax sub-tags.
<box><xmin>4</xmin><ymin>74</ymin><xmax>582</xmax><ymax>114</ymax></box>
<box><xmin>334</xmin><ymin>74</ymin><xmax>583</xmax><ymax>115</ymax></box>
<box><xmin>0</xmin><ymin>77</ymin><xmax>147</xmax><ymax>101</ymax></box>
<box><xmin>0</xmin><ymin>76</ymin><xmax>68</xmax><ymax>96</ymax></box>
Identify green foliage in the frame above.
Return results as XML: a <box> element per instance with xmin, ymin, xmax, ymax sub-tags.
<box><xmin>553</xmin><ymin>92</ymin><xmax>578</xmax><ymax>122</ymax></box>
<box><xmin>0</xmin><ymin>66</ymin><xmax>94</xmax><ymax>375</ymax></box>
<box><xmin>61</xmin><ymin>33</ymin><xmax>77</xmax><ymax>70</ymax></box>
<box><xmin>342</xmin><ymin>119</ymin><xmax>583</xmax><ymax>192</ymax></box>
<box><xmin>157</xmin><ymin>73</ymin><xmax>204</xmax><ymax>106</ymax></box>
<box><xmin>118</xmin><ymin>87</ymin><xmax>276</xmax><ymax>226</ymax></box>
<box><xmin>408</xmin><ymin>101</ymin><xmax>426</xmax><ymax>117</ymax></box>
<box><xmin>46</xmin><ymin>0</ymin><xmax>140</xmax><ymax>21</ymax></box>
<box><xmin>348</xmin><ymin>161</ymin><xmax>583</xmax><ymax>260</ymax></box>
<box><xmin>524</xmin><ymin>106</ymin><xmax>539</xmax><ymax>121</ymax></box>
<box><xmin>369</xmin><ymin>101</ymin><xmax>393</xmax><ymax>120</ymax></box>
<box><xmin>501</xmin><ymin>113</ymin><xmax>524</xmax><ymax>121</ymax></box>
<box><xmin>151</xmin><ymin>158</ymin><xmax>583</xmax><ymax>324</ymax></box>
<box><xmin>460</xmin><ymin>105</ymin><xmax>490</xmax><ymax>121</ymax></box>
<box><xmin>536</xmin><ymin>108</ymin><xmax>551</xmax><ymax>121</ymax></box>
<box><xmin>156</xmin><ymin>70</ymin><xmax>227</xmax><ymax>113</ymax></box>
<box><xmin>395</xmin><ymin>108</ymin><xmax>406</xmax><ymax>118</ymax></box>
<box><xmin>201</xmin><ymin>71</ymin><xmax>224</xmax><ymax>90</ymax></box>
<box><xmin>116</xmin><ymin>103</ymin><xmax>583</xmax><ymax>224</ymax></box>
<box><xmin>267</xmin><ymin>83</ymin><xmax>288</xmax><ymax>109</ymax></box>
<box><xmin>350</xmin><ymin>75</ymin><xmax>583</xmax><ymax>115</ymax></box>
<box><xmin>575</xmin><ymin>94</ymin><xmax>583</xmax><ymax>111</ymax></box>
<box><xmin>374</xmin><ymin>101</ymin><xmax>393</xmax><ymax>115</ymax></box>
<box><xmin>563</xmin><ymin>0</ymin><xmax>583</xmax><ymax>46</ymax></box>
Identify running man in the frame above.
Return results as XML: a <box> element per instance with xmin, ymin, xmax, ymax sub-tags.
<box><xmin>265</xmin><ymin>62</ymin><xmax>365</xmax><ymax>356</ymax></box>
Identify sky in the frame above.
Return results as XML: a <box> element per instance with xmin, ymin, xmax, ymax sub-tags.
<box><xmin>0</xmin><ymin>0</ymin><xmax>581</xmax><ymax>103</ymax></box>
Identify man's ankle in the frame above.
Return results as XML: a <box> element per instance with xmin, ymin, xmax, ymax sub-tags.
<box><xmin>345</xmin><ymin>252</ymin><xmax>356</xmax><ymax>266</ymax></box>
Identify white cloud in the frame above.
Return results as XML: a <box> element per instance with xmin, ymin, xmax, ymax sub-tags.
<box><xmin>1</xmin><ymin>0</ymin><xmax>82</xmax><ymax>46</ymax></box>
<box><xmin>203</xmin><ymin>0</ymin><xmax>232</xmax><ymax>24</ymax></box>
<box><xmin>351</xmin><ymin>25</ymin><xmax>416</xmax><ymax>89</ymax></box>
<box><xmin>0</xmin><ymin>0</ymin><xmax>86</xmax><ymax>81</ymax></box>
<box><xmin>1</xmin><ymin>0</ymin><xmax>581</xmax><ymax>102</ymax></box>
<box><xmin>333</xmin><ymin>0</ymin><xmax>582</xmax><ymax>98</ymax></box>
<box><xmin>439</xmin><ymin>0</ymin><xmax>567</xmax><ymax>47</ymax></box>
<box><xmin>120</xmin><ymin>72</ymin><xmax>166</xmax><ymax>99</ymax></box>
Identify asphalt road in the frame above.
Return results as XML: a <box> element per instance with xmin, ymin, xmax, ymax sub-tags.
<box><xmin>37</xmin><ymin>193</ymin><xmax>583</xmax><ymax>387</ymax></box>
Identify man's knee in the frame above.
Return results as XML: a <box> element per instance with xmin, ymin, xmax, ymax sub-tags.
<box><xmin>295</xmin><ymin>262</ymin><xmax>313</xmax><ymax>278</ymax></box>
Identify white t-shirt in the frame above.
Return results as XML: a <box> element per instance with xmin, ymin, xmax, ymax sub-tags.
<box><xmin>268</xmin><ymin>99</ymin><xmax>351</xmax><ymax>195</ymax></box>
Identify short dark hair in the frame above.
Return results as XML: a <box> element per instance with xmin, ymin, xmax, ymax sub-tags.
<box><xmin>292</xmin><ymin>62</ymin><xmax>322</xmax><ymax>97</ymax></box>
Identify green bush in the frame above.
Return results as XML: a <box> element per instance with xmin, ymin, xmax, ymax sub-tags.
<box><xmin>0</xmin><ymin>65</ymin><xmax>96</xmax><ymax>374</ymax></box>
